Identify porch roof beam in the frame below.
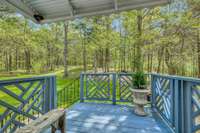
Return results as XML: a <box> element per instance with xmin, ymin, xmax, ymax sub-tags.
<box><xmin>3</xmin><ymin>0</ymin><xmax>38</xmax><ymax>23</ymax></box>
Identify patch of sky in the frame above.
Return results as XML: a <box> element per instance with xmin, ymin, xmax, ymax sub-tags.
<box><xmin>150</xmin><ymin>0</ymin><xmax>188</xmax><ymax>32</ymax></box>
<box><xmin>112</xmin><ymin>17</ymin><xmax>127</xmax><ymax>37</ymax></box>
<box><xmin>160</xmin><ymin>0</ymin><xmax>188</xmax><ymax>13</ymax></box>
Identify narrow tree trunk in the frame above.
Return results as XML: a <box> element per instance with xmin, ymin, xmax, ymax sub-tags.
<box><xmin>5</xmin><ymin>51</ymin><xmax>9</xmax><ymax>71</ymax></box>
<box><xmin>63</xmin><ymin>21</ymin><xmax>69</xmax><ymax>77</ymax></box>
<box><xmin>197</xmin><ymin>30</ymin><xmax>200</xmax><ymax>78</ymax></box>
<box><xmin>15</xmin><ymin>48</ymin><xmax>18</xmax><ymax>70</ymax></box>
<box><xmin>157</xmin><ymin>47</ymin><xmax>164</xmax><ymax>73</ymax></box>
<box><xmin>135</xmin><ymin>11</ymin><xmax>143</xmax><ymax>71</ymax></box>
<box><xmin>8</xmin><ymin>53</ymin><xmax>12</xmax><ymax>72</ymax></box>
<box><xmin>25</xmin><ymin>49</ymin><xmax>31</xmax><ymax>73</ymax></box>
<box><xmin>82</xmin><ymin>38</ymin><xmax>87</xmax><ymax>72</ymax></box>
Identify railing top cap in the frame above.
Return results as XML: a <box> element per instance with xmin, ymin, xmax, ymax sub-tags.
<box><xmin>81</xmin><ymin>72</ymin><xmax>200</xmax><ymax>83</ymax></box>
<box><xmin>151</xmin><ymin>73</ymin><xmax>200</xmax><ymax>83</ymax></box>
<box><xmin>0</xmin><ymin>74</ymin><xmax>56</xmax><ymax>84</ymax></box>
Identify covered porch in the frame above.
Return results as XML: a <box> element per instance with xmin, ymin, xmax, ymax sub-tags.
<box><xmin>0</xmin><ymin>0</ymin><xmax>199</xmax><ymax>133</ymax></box>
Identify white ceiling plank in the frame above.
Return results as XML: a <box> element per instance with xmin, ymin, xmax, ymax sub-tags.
<box><xmin>4</xmin><ymin>0</ymin><xmax>38</xmax><ymax>23</ymax></box>
<box><xmin>4</xmin><ymin>0</ymin><xmax>170</xmax><ymax>24</ymax></box>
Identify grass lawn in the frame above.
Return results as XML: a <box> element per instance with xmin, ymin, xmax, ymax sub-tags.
<box><xmin>0</xmin><ymin>66</ymin><xmax>83</xmax><ymax>114</ymax></box>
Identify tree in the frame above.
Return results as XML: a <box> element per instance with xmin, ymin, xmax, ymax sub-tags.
<box><xmin>63</xmin><ymin>21</ymin><xmax>69</xmax><ymax>77</ymax></box>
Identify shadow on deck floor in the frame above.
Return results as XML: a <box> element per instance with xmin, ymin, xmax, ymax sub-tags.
<box><xmin>65</xmin><ymin>103</ymin><xmax>172</xmax><ymax>133</ymax></box>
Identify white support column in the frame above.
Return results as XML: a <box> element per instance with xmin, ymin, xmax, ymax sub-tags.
<box><xmin>66</xmin><ymin>0</ymin><xmax>74</xmax><ymax>16</ymax></box>
<box><xmin>114</xmin><ymin>0</ymin><xmax>118</xmax><ymax>10</ymax></box>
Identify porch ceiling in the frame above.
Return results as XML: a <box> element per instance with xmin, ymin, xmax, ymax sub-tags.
<box><xmin>2</xmin><ymin>0</ymin><xmax>170</xmax><ymax>24</ymax></box>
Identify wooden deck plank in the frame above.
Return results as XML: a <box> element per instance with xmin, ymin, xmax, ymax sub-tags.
<box><xmin>65</xmin><ymin>103</ymin><xmax>172</xmax><ymax>133</ymax></box>
<box><xmin>44</xmin><ymin>103</ymin><xmax>172</xmax><ymax>133</ymax></box>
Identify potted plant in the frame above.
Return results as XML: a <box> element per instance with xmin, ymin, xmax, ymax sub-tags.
<box><xmin>130</xmin><ymin>71</ymin><xmax>150</xmax><ymax>116</ymax></box>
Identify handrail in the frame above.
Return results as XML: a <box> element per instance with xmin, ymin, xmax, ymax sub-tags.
<box><xmin>0</xmin><ymin>75</ymin><xmax>56</xmax><ymax>84</ymax></box>
<box><xmin>151</xmin><ymin>73</ymin><xmax>200</xmax><ymax>83</ymax></box>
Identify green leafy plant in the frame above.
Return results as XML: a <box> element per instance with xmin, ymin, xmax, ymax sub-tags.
<box><xmin>132</xmin><ymin>71</ymin><xmax>147</xmax><ymax>89</ymax></box>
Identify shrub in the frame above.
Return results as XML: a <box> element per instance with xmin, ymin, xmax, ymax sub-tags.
<box><xmin>132</xmin><ymin>71</ymin><xmax>146</xmax><ymax>89</ymax></box>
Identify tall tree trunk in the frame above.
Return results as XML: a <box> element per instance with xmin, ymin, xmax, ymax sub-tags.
<box><xmin>15</xmin><ymin>48</ymin><xmax>18</xmax><ymax>70</ymax></box>
<box><xmin>25</xmin><ymin>49</ymin><xmax>31</xmax><ymax>72</ymax></box>
<box><xmin>197</xmin><ymin>30</ymin><xmax>200</xmax><ymax>78</ymax></box>
<box><xmin>135</xmin><ymin>11</ymin><xmax>143</xmax><ymax>71</ymax></box>
<box><xmin>157</xmin><ymin>47</ymin><xmax>164</xmax><ymax>73</ymax></box>
<box><xmin>8</xmin><ymin>53</ymin><xmax>12</xmax><ymax>72</ymax></box>
<box><xmin>5</xmin><ymin>51</ymin><xmax>9</xmax><ymax>71</ymax></box>
<box><xmin>82</xmin><ymin>38</ymin><xmax>87</xmax><ymax>72</ymax></box>
<box><xmin>63</xmin><ymin>21</ymin><xmax>69</xmax><ymax>77</ymax></box>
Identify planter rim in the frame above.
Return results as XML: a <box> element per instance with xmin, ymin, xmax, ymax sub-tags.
<box><xmin>129</xmin><ymin>88</ymin><xmax>150</xmax><ymax>93</ymax></box>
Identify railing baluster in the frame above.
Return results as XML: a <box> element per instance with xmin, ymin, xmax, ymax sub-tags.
<box><xmin>112</xmin><ymin>73</ymin><xmax>116</xmax><ymax>105</ymax></box>
<box><xmin>80</xmin><ymin>73</ymin><xmax>84</xmax><ymax>103</ymax></box>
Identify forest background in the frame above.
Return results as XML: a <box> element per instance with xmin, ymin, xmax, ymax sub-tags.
<box><xmin>0</xmin><ymin>0</ymin><xmax>199</xmax><ymax>82</ymax></box>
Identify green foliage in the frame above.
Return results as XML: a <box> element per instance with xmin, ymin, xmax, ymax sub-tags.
<box><xmin>132</xmin><ymin>71</ymin><xmax>147</xmax><ymax>89</ymax></box>
<box><xmin>0</xmin><ymin>0</ymin><xmax>199</xmax><ymax>77</ymax></box>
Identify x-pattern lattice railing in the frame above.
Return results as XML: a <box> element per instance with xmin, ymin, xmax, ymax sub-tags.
<box><xmin>85</xmin><ymin>74</ymin><xmax>111</xmax><ymax>100</ymax></box>
<box><xmin>2</xmin><ymin>73</ymin><xmax>199</xmax><ymax>133</ymax></box>
<box><xmin>153</xmin><ymin>76</ymin><xmax>173</xmax><ymax>125</ymax></box>
<box><xmin>192</xmin><ymin>83</ymin><xmax>200</xmax><ymax>133</ymax></box>
<box><xmin>151</xmin><ymin>74</ymin><xmax>200</xmax><ymax>133</ymax></box>
<box><xmin>0</xmin><ymin>76</ymin><xmax>56</xmax><ymax>133</ymax></box>
<box><xmin>81</xmin><ymin>73</ymin><xmax>200</xmax><ymax>133</ymax></box>
<box><xmin>118</xmin><ymin>73</ymin><xmax>132</xmax><ymax>102</ymax></box>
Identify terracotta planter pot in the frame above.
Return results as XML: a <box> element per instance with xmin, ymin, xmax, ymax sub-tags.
<box><xmin>130</xmin><ymin>88</ymin><xmax>150</xmax><ymax>116</ymax></box>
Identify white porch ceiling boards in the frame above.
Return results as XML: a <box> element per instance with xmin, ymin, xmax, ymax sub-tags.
<box><xmin>2</xmin><ymin>0</ymin><xmax>170</xmax><ymax>24</ymax></box>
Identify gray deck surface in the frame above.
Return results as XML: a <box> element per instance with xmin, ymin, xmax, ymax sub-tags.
<box><xmin>65</xmin><ymin>103</ymin><xmax>172</xmax><ymax>133</ymax></box>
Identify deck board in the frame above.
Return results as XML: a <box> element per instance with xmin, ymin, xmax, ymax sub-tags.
<box><xmin>44</xmin><ymin>103</ymin><xmax>172</xmax><ymax>133</ymax></box>
<box><xmin>65</xmin><ymin>103</ymin><xmax>172</xmax><ymax>133</ymax></box>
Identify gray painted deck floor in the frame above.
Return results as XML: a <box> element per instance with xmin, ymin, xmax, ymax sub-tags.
<box><xmin>65</xmin><ymin>103</ymin><xmax>172</xmax><ymax>133</ymax></box>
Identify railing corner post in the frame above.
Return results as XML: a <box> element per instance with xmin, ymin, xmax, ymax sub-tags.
<box><xmin>112</xmin><ymin>73</ymin><xmax>116</xmax><ymax>105</ymax></box>
<box><xmin>151</xmin><ymin>74</ymin><xmax>155</xmax><ymax>109</ymax></box>
<box><xmin>52</xmin><ymin>75</ymin><xmax>57</xmax><ymax>109</ymax></box>
<box><xmin>174</xmin><ymin>79</ymin><xmax>180</xmax><ymax>133</ymax></box>
<box><xmin>80</xmin><ymin>73</ymin><xmax>84</xmax><ymax>103</ymax></box>
<box><xmin>183</xmin><ymin>81</ymin><xmax>192</xmax><ymax>133</ymax></box>
<box><xmin>44</xmin><ymin>75</ymin><xmax>57</xmax><ymax>113</ymax></box>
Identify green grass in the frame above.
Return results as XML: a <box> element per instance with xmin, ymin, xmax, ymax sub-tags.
<box><xmin>0</xmin><ymin>66</ymin><xmax>83</xmax><ymax>114</ymax></box>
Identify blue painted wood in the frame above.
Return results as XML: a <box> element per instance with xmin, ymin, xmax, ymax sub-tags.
<box><xmin>112</xmin><ymin>73</ymin><xmax>116</xmax><ymax>105</ymax></box>
<box><xmin>79</xmin><ymin>73</ymin><xmax>200</xmax><ymax>133</ymax></box>
<box><xmin>1</xmin><ymin>72</ymin><xmax>199</xmax><ymax>133</ymax></box>
<box><xmin>80</xmin><ymin>73</ymin><xmax>84</xmax><ymax>103</ymax></box>
<box><xmin>0</xmin><ymin>75</ymin><xmax>56</xmax><ymax>132</ymax></box>
<box><xmin>153</xmin><ymin>76</ymin><xmax>172</xmax><ymax>125</ymax></box>
<box><xmin>64</xmin><ymin>103</ymin><xmax>172</xmax><ymax>133</ymax></box>
<box><xmin>174</xmin><ymin>79</ymin><xmax>180</xmax><ymax>133</ymax></box>
<box><xmin>118</xmin><ymin>73</ymin><xmax>132</xmax><ymax>102</ymax></box>
<box><xmin>151</xmin><ymin>74</ymin><xmax>200</xmax><ymax>133</ymax></box>
<box><xmin>184</xmin><ymin>81</ymin><xmax>192</xmax><ymax>133</ymax></box>
<box><xmin>84</xmin><ymin>73</ymin><xmax>111</xmax><ymax>101</ymax></box>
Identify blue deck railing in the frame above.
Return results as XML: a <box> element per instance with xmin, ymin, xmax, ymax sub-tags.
<box><xmin>0</xmin><ymin>73</ymin><xmax>199</xmax><ymax>133</ymax></box>
<box><xmin>0</xmin><ymin>75</ymin><xmax>56</xmax><ymax>133</ymax></box>
<box><xmin>151</xmin><ymin>74</ymin><xmax>200</xmax><ymax>133</ymax></box>
<box><xmin>80</xmin><ymin>73</ymin><xmax>200</xmax><ymax>133</ymax></box>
